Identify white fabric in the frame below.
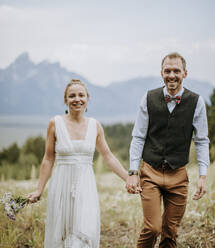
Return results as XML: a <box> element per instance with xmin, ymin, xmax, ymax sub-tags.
<box><xmin>44</xmin><ymin>116</ymin><xmax>100</xmax><ymax>248</ymax></box>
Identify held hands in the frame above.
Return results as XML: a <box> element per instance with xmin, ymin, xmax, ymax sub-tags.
<box><xmin>193</xmin><ymin>175</ymin><xmax>207</xmax><ymax>200</ymax></box>
<box><xmin>126</xmin><ymin>175</ymin><xmax>142</xmax><ymax>194</ymax></box>
<box><xmin>28</xmin><ymin>190</ymin><xmax>42</xmax><ymax>203</ymax></box>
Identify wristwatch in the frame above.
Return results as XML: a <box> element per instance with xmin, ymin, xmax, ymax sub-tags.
<box><xmin>128</xmin><ymin>170</ymin><xmax>138</xmax><ymax>176</ymax></box>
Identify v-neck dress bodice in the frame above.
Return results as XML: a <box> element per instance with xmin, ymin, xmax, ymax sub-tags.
<box><xmin>44</xmin><ymin>115</ymin><xmax>100</xmax><ymax>248</ymax></box>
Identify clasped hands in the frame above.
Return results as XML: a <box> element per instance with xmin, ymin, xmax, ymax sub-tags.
<box><xmin>125</xmin><ymin>175</ymin><xmax>207</xmax><ymax>198</ymax></box>
<box><xmin>126</xmin><ymin>175</ymin><xmax>142</xmax><ymax>194</ymax></box>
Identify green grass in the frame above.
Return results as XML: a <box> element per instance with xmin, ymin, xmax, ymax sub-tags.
<box><xmin>0</xmin><ymin>164</ymin><xmax>215</xmax><ymax>248</ymax></box>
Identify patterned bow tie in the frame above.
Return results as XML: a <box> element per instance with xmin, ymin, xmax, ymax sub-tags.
<box><xmin>164</xmin><ymin>95</ymin><xmax>181</xmax><ymax>104</ymax></box>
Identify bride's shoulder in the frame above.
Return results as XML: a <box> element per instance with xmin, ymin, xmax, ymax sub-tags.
<box><xmin>45</xmin><ymin>117</ymin><xmax>58</xmax><ymax>136</ymax></box>
<box><xmin>48</xmin><ymin>115</ymin><xmax>63</xmax><ymax>127</ymax></box>
<box><xmin>90</xmin><ymin>117</ymin><xmax>100</xmax><ymax>125</ymax></box>
<box><xmin>88</xmin><ymin>117</ymin><xmax>103</xmax><ymax>133</ymax></box>
<box><xmin>53</xmin><ymin>114</ymin><xmax>64</xmax><ymax>120</ymax></box>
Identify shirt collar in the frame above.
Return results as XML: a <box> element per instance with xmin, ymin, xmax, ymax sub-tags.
<box><xmin>163</xmin><ymin>85</ymin><xmax>184</xmax><ymax>97</ymax></box>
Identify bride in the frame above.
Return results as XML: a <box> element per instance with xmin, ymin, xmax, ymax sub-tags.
<box><xmin>28</xmin><ymin>79</ymin><xmax>129</xmax><ymax>248</ymax></box>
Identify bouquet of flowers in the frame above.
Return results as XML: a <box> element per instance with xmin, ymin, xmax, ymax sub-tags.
<box><xmin>1</xmin><ymin>192</ymin><xmax>29</xmax><ymax>221</ymax></box>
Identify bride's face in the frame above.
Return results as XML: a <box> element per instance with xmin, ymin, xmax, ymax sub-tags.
<box><xmin>65</xmin><ymin>85</ymin><xmax>88</xmax><ymax>113</ymax></box>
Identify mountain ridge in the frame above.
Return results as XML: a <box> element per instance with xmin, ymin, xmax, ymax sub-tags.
<box><xmin>0</xmin><ymin>53</ymin><xmax>214</xmax><ymax>120</ymax></box>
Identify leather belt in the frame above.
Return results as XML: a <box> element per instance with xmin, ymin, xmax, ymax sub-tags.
<box><xmin>161</xmin><ymin>160</ymin><xmax>172</xmax><ymax>170</ymax></box>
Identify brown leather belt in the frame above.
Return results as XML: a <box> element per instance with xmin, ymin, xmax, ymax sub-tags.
<box><xmin>160</xmin><ymin>162</ymin><xmax>172</xmax><ymax>170</ymax></box>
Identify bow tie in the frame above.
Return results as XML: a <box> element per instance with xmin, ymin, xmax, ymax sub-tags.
<box><xmin>164</xmin><ymin>95</ymin><xmax>181</xmax><ymax>104</ymax></box>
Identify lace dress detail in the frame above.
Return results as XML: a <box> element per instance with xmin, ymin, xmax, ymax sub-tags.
<box><xmin>44</xmin><ymin>116</ymin><xmax>100</xmax><ymax>248</ymax></box>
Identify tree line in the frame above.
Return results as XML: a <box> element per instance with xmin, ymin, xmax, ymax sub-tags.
<box><xmin>0</xmin><ymin>136</ymin><xmax>45</xmax><ymax>180</ymax></box>
<box><xmin>1</xmin><ymin>89</ymin><xmax>215</xmax><ymax>180</ymax></box>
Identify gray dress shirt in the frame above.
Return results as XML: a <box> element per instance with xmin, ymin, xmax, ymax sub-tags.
<box><xmin>129</xmin><ymin>86</ymin><xmax>210</xmax><ymax>176</ymax></box>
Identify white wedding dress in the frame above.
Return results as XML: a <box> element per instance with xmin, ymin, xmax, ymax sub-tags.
<box><xmin>44</xmin><ymin>115</ymin><xmax>100</xmax><ymax>248</ymax></box>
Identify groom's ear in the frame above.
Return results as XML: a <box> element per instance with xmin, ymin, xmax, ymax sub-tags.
<box><xmin>183</xmin><ymin>70</ymin><xmax>187</xmax><ymax>79</ymax></box>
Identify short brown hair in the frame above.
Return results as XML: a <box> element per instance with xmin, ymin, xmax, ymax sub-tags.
<box><xmin>161</xmin><ymin>52</ymin><xmax>186</xmax><ymax>71</ymax></box>
<box><xmin>64</xmin><ymin>79</ymin><xmax>90</xmax><ymax>104</ymax></box>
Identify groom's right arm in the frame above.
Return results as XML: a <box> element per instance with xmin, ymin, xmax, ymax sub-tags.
<box><xmin>126</xmin><ymin>93</ymin><xmax>148</xmax><ymax>194</ymax></box>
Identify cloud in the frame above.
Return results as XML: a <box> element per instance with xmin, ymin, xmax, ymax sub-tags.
<box><xmin>0</xmin><ymin>5</ymin><xmax>215</xmax><ymax>86</ymax></box>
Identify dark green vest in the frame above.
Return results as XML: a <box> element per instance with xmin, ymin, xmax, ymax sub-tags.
<box><xmin>142</xmin><ymin>87</ymin><xmax>199</xmax><ymax>169</ymax></box>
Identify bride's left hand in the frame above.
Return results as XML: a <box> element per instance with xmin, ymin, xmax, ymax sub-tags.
<box><xmin>28</xmin><ymin>190</ymin><xmax>41</xmax><ymax>203</ymax></box>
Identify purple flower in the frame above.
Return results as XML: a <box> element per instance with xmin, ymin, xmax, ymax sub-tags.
<box><xmin>1</xmin><ymin>192</ymin><xmax>29</xmax><ymax>221</ymax></box>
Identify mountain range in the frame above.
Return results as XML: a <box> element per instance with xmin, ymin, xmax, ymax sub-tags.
<box><xmin>0</xmin><ymin>53</ymin><xmax>214</xmax><ymax>122</ymax></box>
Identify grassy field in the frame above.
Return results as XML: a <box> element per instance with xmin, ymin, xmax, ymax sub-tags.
<box><xmin>0</xmin><ymin>164</ymin><xmax>215</xmax><ymax>248</ymax></box>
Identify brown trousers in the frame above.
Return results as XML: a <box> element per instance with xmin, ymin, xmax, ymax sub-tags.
<box><xmin>137</xmin><ymin>162</ymin><xmax>189</xmax><ymax>248</ymax></box>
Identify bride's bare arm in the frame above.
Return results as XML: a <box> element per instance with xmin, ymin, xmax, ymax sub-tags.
<box><xmin>28</xmin><ymin>119</ymin><xmax>56</xmax><ymax>203</ymax></box>
<box><xmin>96</xmin><ymin>121</ymin><xmax>128</xmax><ymax>181</ymax></box>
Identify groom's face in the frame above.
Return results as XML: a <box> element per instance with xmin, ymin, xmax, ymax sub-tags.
<box><xmin>161</xmin><ymin>57</ymin><xmax>187</xmax><ymax>94</ymax></box>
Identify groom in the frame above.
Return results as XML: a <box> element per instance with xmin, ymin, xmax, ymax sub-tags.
<box><xmin>126</xmin><ymin>52</ymin><xmax>210</xmax><ymax>247</ymax></box>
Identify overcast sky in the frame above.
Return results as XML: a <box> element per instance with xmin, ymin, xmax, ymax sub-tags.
<box><xmin>0</xmin><ymin>0</ymin><xmax>215</xmax><ymax>86</ymax></box>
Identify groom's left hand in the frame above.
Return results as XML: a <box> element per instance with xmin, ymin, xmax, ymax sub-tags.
<box><xmin>193</xmin><ymin>175</ymin><xmax>207</xmax><ymax>200</ymax></box>
<box><xmin>126</xmin><ymin>175</ymin><xmax>142</xmax><ymax>194</ymax></box>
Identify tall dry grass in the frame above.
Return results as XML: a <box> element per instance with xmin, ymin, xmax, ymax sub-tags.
<box><xmin>0</xmin><ymin>164</ymin><xmax>214</xmax><ymax>248</ymax></box>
